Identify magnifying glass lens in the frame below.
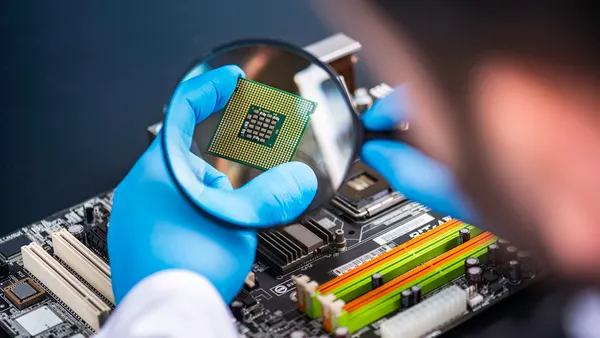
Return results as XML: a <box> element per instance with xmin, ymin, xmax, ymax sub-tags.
<box><xmin>163</xmin><ymin>41</ymin><xmax>360</xmax><ymax>228</ymax></box>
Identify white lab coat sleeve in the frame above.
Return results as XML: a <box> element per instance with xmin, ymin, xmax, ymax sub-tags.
<box><xmin>564</xmin><ymin>288</ymin><xmax>600</xmax><ymax>338</ymax></box>
<box><xmin>94</xmin><ymin>269</ymin><xmax>239</xmax><ymax>338</ymax></box>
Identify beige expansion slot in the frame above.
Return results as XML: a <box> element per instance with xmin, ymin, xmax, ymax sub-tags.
<box><xmin>21</xmin><ymin>243</ymin><xmax>111</xmax><ymax>331</ymax></box>
<box><xmin>52</xmin><ymin>229</ymin><xmax>114</xmax><ymax>304</ymax></box>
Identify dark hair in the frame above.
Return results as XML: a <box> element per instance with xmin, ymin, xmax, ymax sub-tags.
<box><xmin>371</xmin><ymin>0</ymin><xmax>598</xmax><ymax>116</ymax></box>
<box><xmin>370</xmin><ymin>1</ymin><xmax>599</xmax><ymax>262</ymax></box>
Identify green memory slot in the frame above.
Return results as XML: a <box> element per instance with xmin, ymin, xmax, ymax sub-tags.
<box><xmin>295</xmin><ymin>222</ymin><xmax>482</xmax><ymax>319</ymax></box>
<box><xmin>331</xmin><ymin>236</ymin><xmax>496</xmax><ymax>333</ymax></box>
<box><xmin>329</xmin><ymin>225</ymin><xmax>483</xmax><ymax>303</ymax></box>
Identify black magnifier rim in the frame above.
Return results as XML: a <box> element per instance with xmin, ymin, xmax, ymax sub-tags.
<box><xmin>161</xmin><ymin>38</ymin><xmax>363</xmax><ymax>231</ymax></box>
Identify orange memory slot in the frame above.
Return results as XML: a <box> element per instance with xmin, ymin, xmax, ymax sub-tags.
<box><xmin>318</xmin><ymin>219</ymin><xmax>461</xmax><ymax>294</ymax></box>
<box><xmin>345</xmin><ymin>232</ymin><xmax>495</xmax><ymax>312</ymax></box>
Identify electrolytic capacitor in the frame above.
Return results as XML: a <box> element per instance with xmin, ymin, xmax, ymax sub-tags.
<box><xmin>334</xmin><ymin>327</ymin><xmax>351</xmax><ymax>338</ymax></box>
<box><xmin>230</xmin><ymin>300</ymin><xmax>244</xmax><ymax>322</ymax></box>
<box><xmin>371</xmin><ymin>273</ymin><xmax>384</xmax><ymax>289</ymax></box>
<box><xmin>410</xmin><ymin>285</ymin><xmax>422</xmax><ymax>304</ymax></box>
<box><xmin>496</xmin><ymin>238</ymin><xmax>510</xmax><ymax>248</ymax></box>
<box><xmin>464</xmin><ymin>257</ymin><xmax>480</xmax><ymax>275</ymax></box>
<box><xmin>289</xmin><ymin>331</ymin><xmax>307</xmax><ymax>338</ymax></box>
<box><xmin>517</xmin><ymin>251</ymin><xmax>535</xmax><ymax>278</ymax></box>
<box><xmin>487</xmin><ymin>243</ymin><xmax>500</xmax><ymax>266</ymax></box>
<box><xmin>508</xmin><ymin>260</ymin><xmax>522</xmax><ymax>283</ymax></box>
<box><xmin>458</xmin><ymin>228</ymin><xmax>471</xmax><ymax>244</ymax></box>
<box><xmin>401</xmin><ymin>289</ymin><xmax>413</xmax><ymax>309</ymax></box>
<box><xmin>466</xmin><ymin>266</ymin><xmax>483</xmax><ymax>288</ymax></box>
<box><xmin>334</xmin><ymin>229</ymin><xmax>347</xmax><ymax>252</ymax></box>
<box><xmin>67</xmin><ymin>224</ymin><xmax>86</xmax><ymax>242</ymax></box>
<box><xmin>84</xmin><ymin>204</ymin><xmax>95</xmax><ymax>224</ymax></box>
<box><xmin>505</xmin><ymin>245</ymin><xmax>519</xmax><ymax>264</ymax></box>
<box><xmin>496</xmin><ymin>239</ymin><xmax>510</xmax><ymax>263</ymax></box>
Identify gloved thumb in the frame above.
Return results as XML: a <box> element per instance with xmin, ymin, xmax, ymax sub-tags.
<box><xmin>165</xmin><ymin>65</ymin><xmax>245</xmax><ymax>153</ymax></box>
<box><xmin>239</xmin><ymin>162</ymin><xmax>318</xmax><ymax>225</ymax></box>
<box><xmin>362</xmin><ymin>85</ymin><xmax>409</xmax><ymax>131</ymax></box>
<box><xmin>361</xmin><ymin>140</ymin><xmax>478</xmax><ymax>223</ymax></box>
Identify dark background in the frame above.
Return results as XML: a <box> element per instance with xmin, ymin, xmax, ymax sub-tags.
<box><xmin>0</xmin><ymin>2</ymin><xmax>570</xmax><ymax>337</ymax></box>
<box><xmin>0</xmin><ymin>0</ymin><xmax>335</xmax><ymax>232</ymax></box>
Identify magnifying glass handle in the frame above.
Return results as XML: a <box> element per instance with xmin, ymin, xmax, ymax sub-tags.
<box><xmin>363</xmin><ymin>122</ymin><xmax>411</xmax><ymax>144</ymax></box>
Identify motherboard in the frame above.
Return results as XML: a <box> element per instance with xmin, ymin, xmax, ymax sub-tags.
<box><xmin>229</xmin><ymin>162</ymin><xmax>539</xmax><ymax>338</ymax></box>
<box><xmin>0</xmin><ymin>159</ymin><xmax>539</xmax><ymax>338</ymax></box>
<box><xmin>0</xmin><ymin>193</ymin><xmax>113</xmax><ymax>338</ymax></box>
<box><xmin>0</xmin><ymin>34</ymin><xmax>540</xmax><ymax>338</ymax></box>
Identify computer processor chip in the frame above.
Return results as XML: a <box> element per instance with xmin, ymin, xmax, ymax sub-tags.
<box><xmin>206</xmin><ymin>78</ymin><xmax>317</xmax><ymax>171</ymax></box>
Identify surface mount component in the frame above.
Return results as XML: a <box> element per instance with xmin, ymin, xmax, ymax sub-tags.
<box><xmin>206</xmin><ymin>78</ymin><xmax>317</xmax><ymax>171</ymax></box>
<box><xmin>0</xmin><ymin>235</ymin><xmax>32</xmax><ymax>259</ymax></box>
<box><xmin>3</xmin><ymin>278</ymin><xmax>46</xmax><ymax>309</ymax></box>
<box><xmin>15</xmin><ymin>305</ymin><xmax>64</xmax><ymax>336</ymax></box>
<box><xmin>0</xmin><ymin>261</ymin><xmax>9</xmax><ymax>280</ymax></box>
<box><xmin>333</xmin><ymin>161</ymin><xmax>406</xmax><ymax>220</ymax></box>
<box><xmin>21</xmin><ymin>242</ymin><xmax>110</xmax><ymax>331</ymax></box>
<box><xmin>257</xmin><ymin>221</ymin><xmax>332</xmax><ymax>273</ymax></box>
<box><xmin>52</xmin><ymin>229</ymin><xmax>114</xmax><ymax>304</ymax></box>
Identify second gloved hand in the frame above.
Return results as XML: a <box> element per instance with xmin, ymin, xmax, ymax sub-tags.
<box><xmin>361</xmin><ymin>86</ymin><xmax>478</xmax><ymax>224</ymax></box>
<box><xmin>108</xmin><ymin>66</ymin><xmax>318</xmax><ymax>305</ymax></box>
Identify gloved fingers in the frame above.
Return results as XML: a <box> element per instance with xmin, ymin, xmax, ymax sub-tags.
<box><xmin>188</xmin><ymin>153</ymin><xmax>233</xmax><ymax>190</ymax></box>
<box><xmin>165</xmin><ymin>65</ymin><xmax>245</xmax><ymax>150</ymax></box>
<box><xmin>198</xmin><ymin>161</ymin><xmax>318</xmax><ymax>227</ymax></box>
<box><xmin>240</xmin><ymin>162</ymin><xmax>318</xmax><ymax>225</ymax></box>
<box><xmin>147</xmin><ymin>219</ymin><xmax>257</xmax><ymax>304</ymax></box>
<box><xmin>162</xmin><ymin>65</ymin><xmax>316</xmax><ymax>226</ymax></box>
<box><xmin>361</xmin><ymin>85</ymin><xmax>409</xmax><ymax>131</ymax></box>
<box><xmin>361</xmin><ymin>140</ymin><xmax>478</xmax><ymax>223</ymax></box>
<box><xmin>161</xmin><ymin>66</ymin><xmax>244</xmax><ymax>216</ymax></box>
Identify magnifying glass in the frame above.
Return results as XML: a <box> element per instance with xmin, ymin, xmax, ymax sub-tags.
<box><xmin>161</xmin><ymin>38</ymin><xmax>409</xmax><ymax>230</ymax></box>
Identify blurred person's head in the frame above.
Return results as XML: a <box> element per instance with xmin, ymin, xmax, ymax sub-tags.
<box><xmin>320</xmin><ymin>1</ymin><xmax>600</xmax><ymax>283</ymax></box>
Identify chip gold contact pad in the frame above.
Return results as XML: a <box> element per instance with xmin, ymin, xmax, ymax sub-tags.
<box><xmin>238</xmin><ymin>106</ymin><xmax>285</xmax><ymax>148</ymax></box>
<box><xmin>207</xmin><ymin>78</ymin><xmax>317</xmax><ymax>171</ymax></box>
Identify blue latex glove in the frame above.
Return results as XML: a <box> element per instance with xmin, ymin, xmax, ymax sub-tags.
<box><xmin>108</xmin><ymin>66</ymin><xmax>318</xmax><ymax>304</ymax></box>
<box><xmin>361</xmin><ymin>86</ymin><xmax>479</xmax><ymax>224</ymax></box>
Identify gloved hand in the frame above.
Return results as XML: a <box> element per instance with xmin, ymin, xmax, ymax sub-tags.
<box><xmin>361</xmin><ymin>86</ymin><xmax>478</xmax><ymax>224</ymax></box>
<box><xmin>108</xmin><ymin>66</ymin><xmax>318</xmax><ymax>304</ymax></box>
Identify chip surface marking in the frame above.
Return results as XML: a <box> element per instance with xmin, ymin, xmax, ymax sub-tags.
<box><xmin>206</xmin><ymin>78</ymin><xmax>317</xmax><ymax>170</ymax></box>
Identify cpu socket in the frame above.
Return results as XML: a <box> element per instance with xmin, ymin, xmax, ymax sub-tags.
<box><xmin>333</xmin><ymin>161</ymin><xmax>406</xmax><ymax>220</ymax></box>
